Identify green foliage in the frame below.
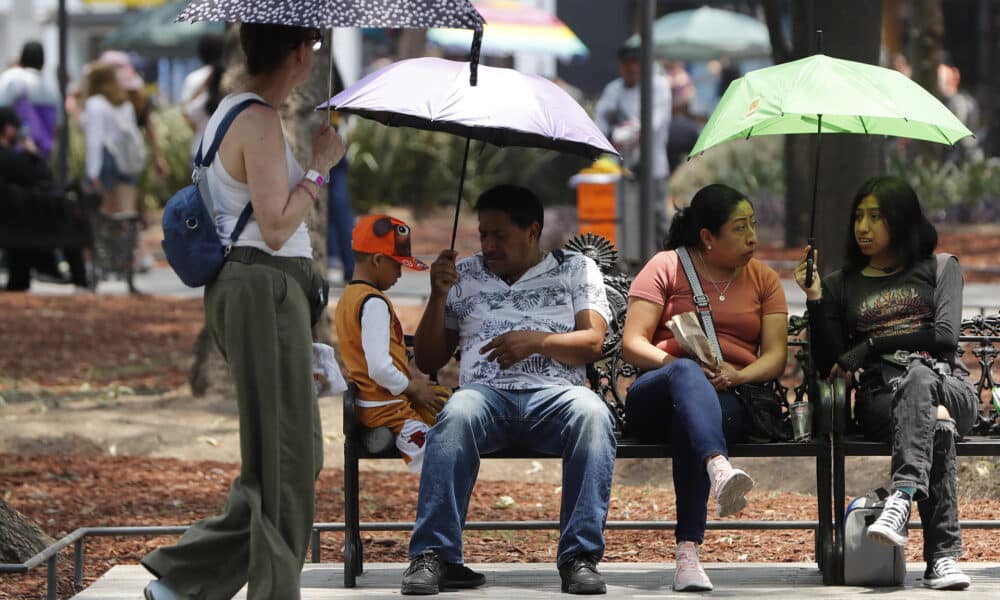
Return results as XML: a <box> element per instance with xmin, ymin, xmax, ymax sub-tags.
<box><xmin>344</xmin><ymin>119</ymin><xmax>590</xmax><ymax>212</ymax></box>
<box><xmin>886</xmin><ymin>153</ymin><xmax>1000</xmax><ymax>214</ymax></box>
<box><xmin>668</xmin><ymin>136</ymin><xmax>785</xmax><ymax>205</ymax></box>
<box><xmin>141</xmin><ymin>107</ymin><xmax>198</xmax><ymax>210</ymax></box>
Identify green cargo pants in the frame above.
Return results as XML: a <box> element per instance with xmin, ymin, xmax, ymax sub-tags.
<box><xmin>142</xmin><ymin>249</ymin><xmax>323</xmax><ymax>600</ymax></box>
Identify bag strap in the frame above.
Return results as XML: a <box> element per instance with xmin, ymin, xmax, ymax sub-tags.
<box><xmin>194</xmin><ymin>97</ymin><xmax>268</xmax><ymax>247</ymax></box>
<box><xmin>675</xmin><ymin>247</ymin><xmax>724</xmax><ymax>362</ymax></box>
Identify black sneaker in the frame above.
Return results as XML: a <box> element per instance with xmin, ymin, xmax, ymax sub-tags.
<box><xmin>923</xmin><ymin>556</ymin><xmax>971</xmax><ymax>590</ymax></box>
<box><xmin>401</xmin><ymin>551</ymin><xmax>444</xmax><ymax>595</ymax></box>
<box><xmin>443</xmin><ymin>562</ymin><xmax>486</xmax><ymax>589</ymax></box>
<box><xmin>558</xmin><ymin>554</ymin><xmax>607</xmax><ymax>594</ymax></box>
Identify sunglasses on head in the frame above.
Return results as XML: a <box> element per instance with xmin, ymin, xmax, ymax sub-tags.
<box><xmin>291</xmin><ymin>33</ymin><xmax>324</xmax><ymax>52</ymax></box>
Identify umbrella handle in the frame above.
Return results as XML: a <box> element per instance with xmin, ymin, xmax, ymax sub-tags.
<box><xmin>805</xmin><ymin>237</ymin><xmax>816</xmax><ymax>289</ymax></box>
<box><xmin>469</xmin><ymin>26</ymin><xmax>482</xmax><ymax>87</ymax></box>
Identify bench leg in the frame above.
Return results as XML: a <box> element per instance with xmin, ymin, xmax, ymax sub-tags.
<box><xmin>831</xmin><ymin>432</ymin><xmax>846</xmax><ymax>585</ymax></box>
<box><xmin>344</xmin><ymin>437</ymin><xmax>362</xmax><ymax>588</ymax></box>
<box><xmin>816</xmin><ymin>434</ymin><xmax>836</xmax><ymax>583</ymax></box>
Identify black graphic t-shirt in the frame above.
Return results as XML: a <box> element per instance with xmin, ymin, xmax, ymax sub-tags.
<box><xmin>808</xmin><ymin>255</ymin><xmax>964</xmax><ymax>376</ymax></box>
<box><xmin>846</xmin><ymin>260</ymin><xmax>936</xmax><ymax>342</ymax></box>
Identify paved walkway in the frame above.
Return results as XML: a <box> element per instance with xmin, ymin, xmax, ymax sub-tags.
<box><xmin>74</xmin><ymin>562</ymin><xmax>1000</xmax><ymax>598</ymax></box>
<box><xmin>14</xmin><ymin>265</ymin><xmax>1000</xmax><ymax>315</ymax></box>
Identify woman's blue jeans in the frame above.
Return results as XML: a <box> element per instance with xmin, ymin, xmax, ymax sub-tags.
<box><xmin>408</xmin><ymin>383</ymin><xmax>617</xmax><ymax>568</ymax></box>
<box><xmin>624</xmin><ymin>358</ymin><xmax>744</xmax><ymax>543</ymax></box>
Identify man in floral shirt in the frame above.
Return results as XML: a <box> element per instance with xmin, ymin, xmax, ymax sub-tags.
<box><xmin>400</xmin><ymin>184</ymin><xmax>616</xmax><ymax>595</ymax></box>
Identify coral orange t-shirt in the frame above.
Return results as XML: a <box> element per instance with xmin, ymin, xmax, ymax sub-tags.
<box><xmin>628</xmin><ymin>250</ymin><xmax>788</xmax><ymax>369</ymax></box>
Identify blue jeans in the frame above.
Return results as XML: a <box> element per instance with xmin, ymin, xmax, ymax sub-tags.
<box><xmin>326</xmin><ymin>159</ymin><xmax>354</xmax><ymax>279</ymax></box>
<box><xmin>409</xmin><ymin>383</ymin><xmax>617</xmax><ymax>567</ymax></box>
<box><xmin>624</xmin><ymin>359</ymin><xmax>744</xmax><ymax>543</ymax></box>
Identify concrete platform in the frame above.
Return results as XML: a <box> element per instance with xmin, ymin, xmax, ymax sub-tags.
<box><xmin>74</xmin><ymin>562</ymin><xmax>1000</xmax><ymax>598</ymax></box>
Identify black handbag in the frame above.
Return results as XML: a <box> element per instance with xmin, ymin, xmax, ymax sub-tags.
<box><xmin>734</xmin><ymin>381</ymin><xmax>792</xmax><ymax>442</ymax></box>
<box><xmin>675</xmin><ymin>247</ymin><xmax>791</xmax><ymax>442</ymax></box>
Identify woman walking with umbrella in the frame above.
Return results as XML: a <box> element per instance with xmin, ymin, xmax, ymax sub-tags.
<box><xmin>141</xmin><ymin>23</ymin><xmax>345</xmax><ymax>600</ymax></box>
<box><xmin>795</xmin><ymin>176</ymin><xmax>978</xmax><ymax>591</ymax></box>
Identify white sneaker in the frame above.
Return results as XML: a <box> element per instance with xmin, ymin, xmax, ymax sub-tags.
<box><xmin>866</xmin><ymin>490</ymin><xmax>910</xmax><ymax>547</ymax></box>
<box><xmin>707</xmin><ymin>456</ymin><xmax>754</xmax><ymax>517</ymax></box>
<box><xmin>673</xmin><ymin>541</ymin><xmax>713</xmax><ymax>592</ymax></box>
<box><xmin>923</xmin><ymin>556</ymin><xmax>971</xmax><ymax>590</ymax></box>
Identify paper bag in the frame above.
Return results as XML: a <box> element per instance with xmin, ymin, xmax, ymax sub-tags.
<box><xmin>667</xmin><ymin>311</ymin><xmax>722</xmax><ymax>369</ymax></box>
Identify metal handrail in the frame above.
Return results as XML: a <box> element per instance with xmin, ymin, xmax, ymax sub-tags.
<box><xmin>4</xmin><ymin>518</ymin><xmax>1000</xmax><ymax>599</ymax></box>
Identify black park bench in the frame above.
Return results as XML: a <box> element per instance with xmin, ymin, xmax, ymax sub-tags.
<box><xmin>334</xmin><ymin>233</ymin><xmax>840</xmax><ymax>588</ymax></box>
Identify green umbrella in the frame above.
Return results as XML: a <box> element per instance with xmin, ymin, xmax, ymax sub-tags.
<box><xmin>688</xmin><ymin>52</ymin><xmax>973</xmax><ymax>285</ymax></box>
<box><xmin>103</xmin><ymin>1</ymin><xmax>224</xmax><ymax>54</ymax></box>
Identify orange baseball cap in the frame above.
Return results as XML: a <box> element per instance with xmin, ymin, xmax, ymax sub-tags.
<box><xmin>352</xmin><ymin>215</ymin><xmax>428</xmax><ymax>270</ymax></box>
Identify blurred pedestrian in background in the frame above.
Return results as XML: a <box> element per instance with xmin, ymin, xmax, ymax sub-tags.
<box><xmin>595</xmin><ymin>45</ymin><xmax>672</xmax><ymax>252</ymax></box>
<box><xmin>181</xmin><ymin>33</ymin><xmax>226</xmax><ymax>159</ymax></box>
<box><xmin>0</xmin><ymin>41</ymin><xmax>59</xmax><ymax>160</ymax></box>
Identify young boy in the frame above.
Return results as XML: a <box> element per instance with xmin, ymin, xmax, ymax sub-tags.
<box><xmin>335</xmin><ymin>214</ymin><xmax>443</xmax><ymax>473</ymax></box>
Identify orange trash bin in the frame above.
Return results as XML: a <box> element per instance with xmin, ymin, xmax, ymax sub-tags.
<box><xmin>570</xmin><ymin>172</ymin><xmax>620</xmax><ymax>245</ymax></box>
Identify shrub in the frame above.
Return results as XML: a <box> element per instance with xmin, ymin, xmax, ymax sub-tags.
<box><xmin>343</xmin><ymin>119</ymin><xmax>590</xmax><ymax>213</ymax></box>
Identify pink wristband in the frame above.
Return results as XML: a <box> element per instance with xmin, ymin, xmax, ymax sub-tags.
<box><xmin>297</xmin><ymin>181</ymin><xmax>318</xmax><ymax>203</ymax></box>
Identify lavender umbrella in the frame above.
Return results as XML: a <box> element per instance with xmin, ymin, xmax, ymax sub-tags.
<box><xmin>318</xmin><ymin>57</ymin><xmax>618</xmax><ymax>248</ymax></box>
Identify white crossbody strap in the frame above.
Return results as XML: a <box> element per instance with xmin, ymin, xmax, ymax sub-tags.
<box><xmin>675</xmin><ymin>247</ymin><xmax>724</xmax><ymax>361</ymax></box>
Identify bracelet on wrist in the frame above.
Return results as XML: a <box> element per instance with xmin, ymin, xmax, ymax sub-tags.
<box><xmin>296</xmin><ymin>181</ymin><xmax>318</xmax><ymax>203</ymax></box>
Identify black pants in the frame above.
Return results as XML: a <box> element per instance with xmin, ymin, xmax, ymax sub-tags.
<box><xmin>4</xmin><ymin>248</ymin><xmax>87</xmax><ymax>290</ymax></box>
<box><xmin>855</xmin><ymin>357</ymin><xmax>978</xmax><ymax>561</ymax></box>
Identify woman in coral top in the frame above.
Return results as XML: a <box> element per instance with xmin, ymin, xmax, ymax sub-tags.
<box><xmin>622</xmin><ymin>183</ymin><xmax>788</xmax><ymax>592</ymax></box>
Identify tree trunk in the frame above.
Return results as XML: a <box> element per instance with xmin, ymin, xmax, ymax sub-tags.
<box><xmin>190</xmin><ymin>26</ymin><xmax>333</xmax><ymax>397</ymax></box>
<box><xmin>987</xmin><ymin>0</ymin><xmax>1000</xmax><ymax>158</ymax></box>
<box><xmin>0</xmin><ymin>498</ymin><xmax>55</xmax><ymax>564</ymax></box>
<box><xmin>909</xmin><ymin>0</ymin><xmax>945</xmax><ymax>162</ymax></box>
<box><xmin>396</xmin><ymin>29</ymin><xmax>428</xmax><ymax>60</ymax></box>
<box><xmin>775</xmin><ymin>1</ymin><xmax>883</xmax><ymax>276</ymax></box>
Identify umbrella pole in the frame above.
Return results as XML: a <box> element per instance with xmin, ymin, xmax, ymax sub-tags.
<box><xmin>450</xmin><ymin>138</ymin><xmax>473</xmax><ymax>251</ymax></box>
<box><xmin>449</xmin><ymin>26</ymin><xmax>482</xmax><ymax>250</ymax></box>
<box><xmin>805</xmin><ymin>114</ymin><xmax>823</xmax><ymax>288</ymax></box>
<box><xmin>328</xmin><ymin>27</ymin><xmax>334</xmax><ymax>125</ymax></box>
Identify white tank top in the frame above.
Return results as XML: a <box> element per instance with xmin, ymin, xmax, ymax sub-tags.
<box><xmin>201</xmin><ymin>92</ymin><xmax>311</xmax><ymax>258</ymax></box>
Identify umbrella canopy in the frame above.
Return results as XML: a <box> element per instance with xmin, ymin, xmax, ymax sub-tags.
<box><xmin>428</xmin><ymin>0</ymin><xmax>588</xmax><ymax>61</ymax></box>
<box><xmin>624</xmin><ymin>6</ymin><xmax>770</xmax><ymax>62</ymax></box>
<box><xmin>104</xmin><ymin>0</ymin><xmax>224</xmax><ymax>53</ymax></box>
<box><xmin>689</xmin><ymin>53</ymin><xmax>973</xmax><ymax>156</ymax></box>
<box><xmin>177</xmin><ymin>0</ymin><xmax>484</xmax><ymax>29</ymax></box>
<box><xmin>319</xmin><ymin>57</ymin><xmax>616</xmax><ymax>159</ymax></box>
<box><xmin>319</xmin><ymin>57</ymin><xmax>616</xmax><ymax>248</ymax></box>
<box><xmin>688</xmin><ymin>52</ymin><xmax>973</xmax><ymax>286</ymax></box>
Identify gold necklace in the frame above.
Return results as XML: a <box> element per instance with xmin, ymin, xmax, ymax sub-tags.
<box><xmin>697</xmin><ymin>250</ymin><xmax>735</xmax><ymax>302</ymax></box>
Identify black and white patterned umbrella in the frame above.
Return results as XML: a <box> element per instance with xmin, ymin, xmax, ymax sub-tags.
<box><xmin>177</xmin><ymin>0</ymin><xmax>484</xmax><ymax>29</ymax></box>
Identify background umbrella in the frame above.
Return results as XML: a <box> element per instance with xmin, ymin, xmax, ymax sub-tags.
<box><xmin>624</xmin><ymin>6</ymin><xmax>770</xmax><ymax>61</ymax></box>
<box><xmin>104</xmin><ymin>0</ymin><xmax>224</xmax><ymax>54</ymax></box>
<box><xmin>177</xmin><ymin>0</ymin><xmax>484</xmax><ymax>29</ymax></box>
<box><xmin>428</xmin><ymin>0</ymin><xmax>588</xmax><ymax>61</ymax></box>
<box><xmin>318</xmin><ymin>57</ymin><xmax>617</xmax><ymax>249</ymax></box>
<box><xmin>688</xmin><ymin>48</ymin><xmax>973</xmax><ymax>285</ymax></box>
<box><xmin>178</xmin><ymin>0</ymin><xmax>486</xmax><ymax>125</ymax></box>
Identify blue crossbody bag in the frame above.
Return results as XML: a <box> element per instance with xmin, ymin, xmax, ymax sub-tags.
<box><xmin>161</xmin><ymin>98</ymin><xmax>266</xmax><ymax>287</ymax></box>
